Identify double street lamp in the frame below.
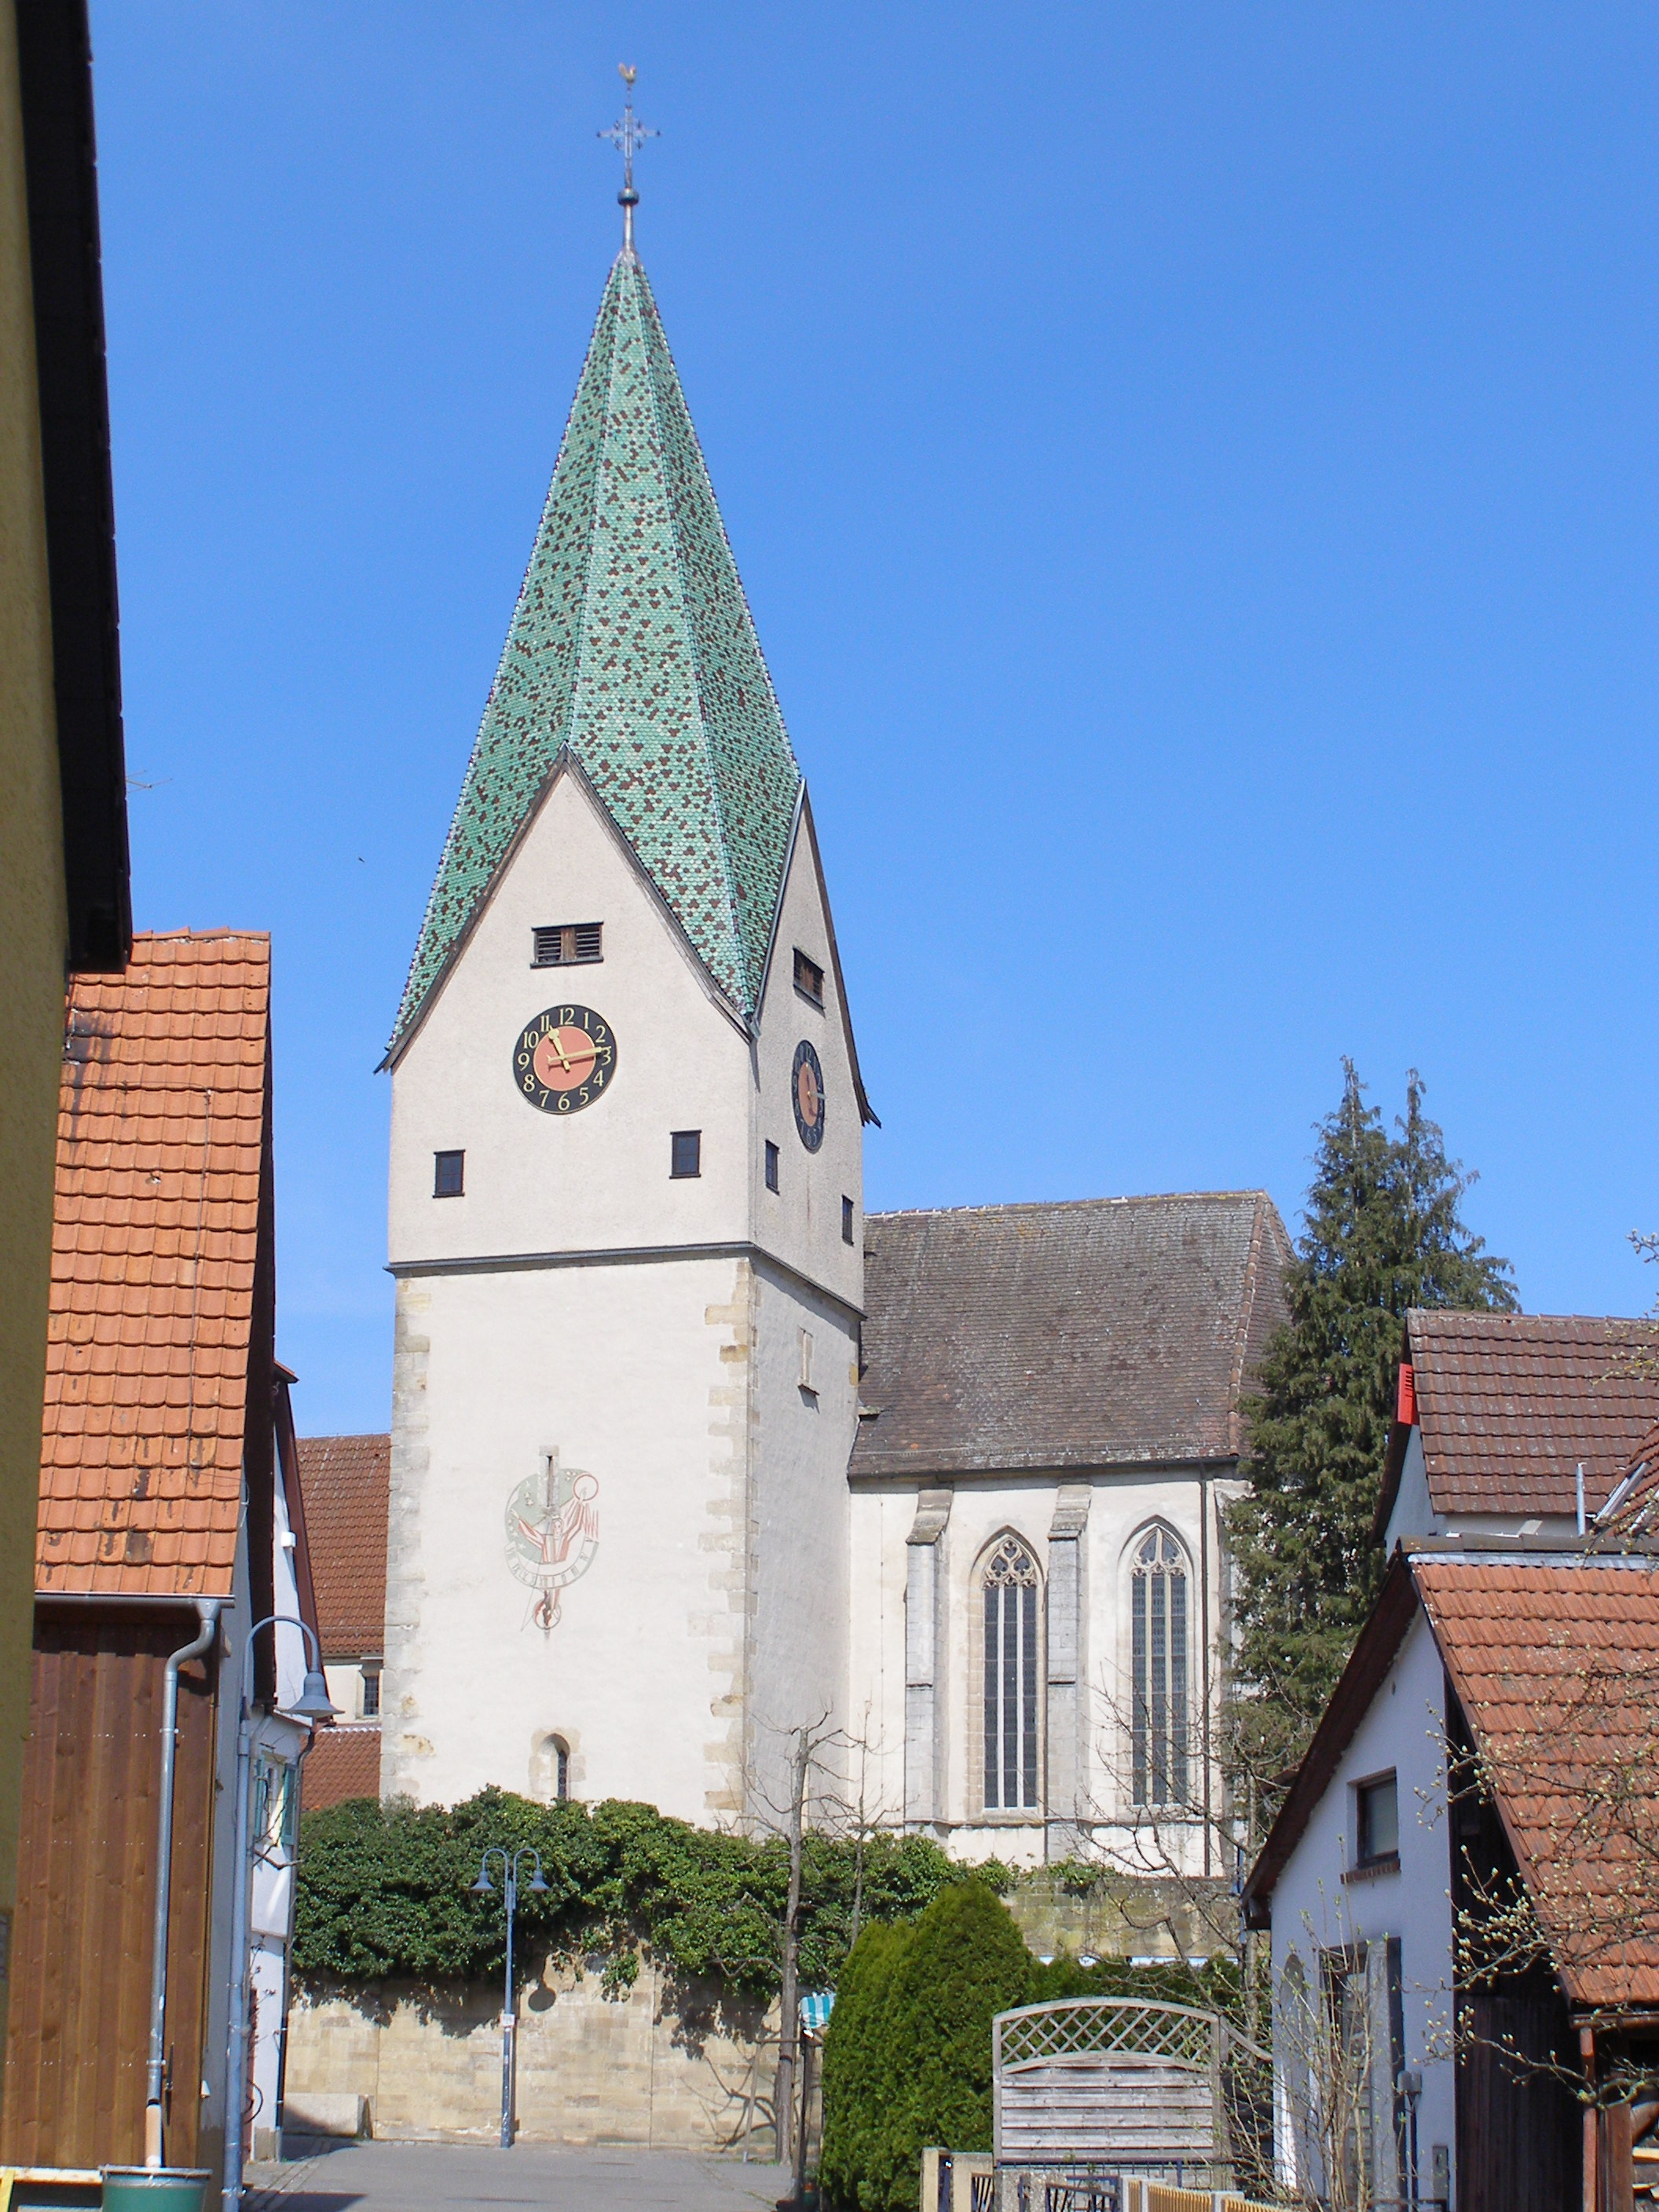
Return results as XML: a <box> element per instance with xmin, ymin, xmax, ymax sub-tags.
<box><xmin>469</xmin><ymin>1848</ymin><xmax>549</xmax><ymax>2148</ymax></box>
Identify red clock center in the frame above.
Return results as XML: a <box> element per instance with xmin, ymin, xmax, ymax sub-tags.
<box><xmin>533</xmin><ymin>1027</ymin><xmax>599</xmax><ymax>1092</ymax></box>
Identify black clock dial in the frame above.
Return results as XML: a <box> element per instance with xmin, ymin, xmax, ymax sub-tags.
<box><xmin>793</xmin><ymin>1038</ymin><xmax>826</xmax><ymax>1152</ymax></box>
<box><xmin>514</xmin><ymin>1004</ymin><xmax>617</xmax><ymax>1116</ymax></box>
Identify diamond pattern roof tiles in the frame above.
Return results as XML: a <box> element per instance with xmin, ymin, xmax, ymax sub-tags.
<box><xmin>38</xmin><ymin>931</ymin><xmax>273</xmax><ymax>1598</ymax></box>
<box><xmin>389</xmin><ymin>251</ymin><xmax>802</xmax><ymax>1057</ymax></box>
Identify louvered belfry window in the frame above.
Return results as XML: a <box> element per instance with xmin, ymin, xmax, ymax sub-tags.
<box><xmin>1132</xmin><ymin>1526</ymin><xmax>1190</xmax><ymax>1807</ymax></box>
<box><xmin>533</xmin><ymin>922</ymin><xmax>602</xmax><ymax>967</ymax></box>
<box><xmin>983</xmin><ymin>1537</ymin><xmax>1041</xmax><ymax>1812</ymax></box>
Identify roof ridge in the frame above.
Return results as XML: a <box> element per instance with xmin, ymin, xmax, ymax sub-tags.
<box><xmin>869</xmin><ymin>1188</ymin><xmax>1273</xmax><ymax>1222</ymax></box>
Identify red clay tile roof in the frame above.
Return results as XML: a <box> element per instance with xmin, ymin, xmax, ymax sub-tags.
<box><xmin>851</xmin><ymin>1192</ymin><xmax>1291</xmax><ymax>1478</ymax></box>
<box><xmin>302</xmin><ymin>1724</ymin><xmax>382</xmax><ymax>1811</ymax></box>
<box><xmin>38</xmin><ymin>931</ymin><xmax>272</xmax><ymax>1598</ymax></box>
<box><xmin>1416</xmin><ymin>1558</ymin><xmax>1659</xmax><ymax>2011</ymax></box>
<box><xmin>1408</xmin><ymin>1309</ymin><xmax>1659</xmax><ymax>1519</ymax></box>
<box><xmin>295</xmin><ymin>1434</ymin><xmax>389</xmax><ymax>1657</ymax></box>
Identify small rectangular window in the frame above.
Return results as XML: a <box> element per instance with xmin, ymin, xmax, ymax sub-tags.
<box><xmin>671</xmin><ymin>1130</ymin><xmax>701</xmax><ymax>1179</ymax></box>
<box><xmin>799</xmin><ymin>1329</ymin><xmax>815</xmax><ymax>1393</ymax></box>
<box><xmin>1357</xmin><ymin>1773</ymin><xmax>1399</xmax><ymax>1866</ymax></box>
<box><xmin>361</xmin><ymin>1665</ymin><xmax>381</xmax><ymax>1719</ymax></box>
<box><xmin>533</xmin><ymin>921</ymin><xmax>603</xmax><ymax>968</ymax></box>
<box><xmin>765</xmin><ymin>1141</ymin><xmax>780</xmax><ymax>1192</ymax></box>
<box><xmin>842</xmin><ymin>1195</ymin><xmax>855</xmax><ymax>1245</ymax></box>
<box><xmin>434</xmin><ymin>1149</ymin><xmax>465</xmax><ymax>1199</ymax></box>
<box><xmin>793</xmin><ymin>948</ymin><xmax>824</xmax><ymax>1008</ymax></box>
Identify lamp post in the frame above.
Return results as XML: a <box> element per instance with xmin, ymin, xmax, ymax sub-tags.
<box><xmin>223</xmin><ymin>1615</ymin><xmax>336</xmax><ymax>2212</ymax></box>
<box><xmin>469</xmin><ymin>1848</ymin><xmax>549</xmax><ymax>2148</ymax></box>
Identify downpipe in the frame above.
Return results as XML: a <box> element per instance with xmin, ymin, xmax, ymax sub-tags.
<box><xmin>146</xmin><ymin>1598</ymin><xmax>222</xmax><ymax>2166</ymax></box>
<box><xmin>222</xmin><ymin>1671</ymin><xmax>257</xmax><ymax>2210</ymax></box>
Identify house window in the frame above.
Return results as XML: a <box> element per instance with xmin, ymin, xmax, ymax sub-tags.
<box><xmin>799</xmin><ymin>1330</ymin><xmax>815</xmax><ymax>1394</ymax></box>
<box><xmin>551</xmin><ymin>1735</ymin><xmax>570</xmax><ymax>1802</ymax></box>
<box><xmin>1356</xmin><ymin>1773</ymin><xmax>1399</xmax><ymax>1866</ymax></box>
<box><xmin>252</xmin><ymin>1754</ymin><xmax>298</xmax><ymax>1857</ymax></box>
<box><xmin>361</xmin><ymin>1660</ymin><xmax>382</xmax><ymax>1719</ymax></box>
<box><xmin>434</xmin><ymin>1149</ymin><xmax>464</xmax><ymax>1198</ymax></box>
<box><xmin>982</xmin><ymin>1536</ymin><xmax>1041</xmax><ymax>1812</ymax></box>
<box><xmin>765</xmin><ymin>1141</ymin><xmax>780</xmax><ymax>1192</ymax></box>
<box><xmin>671</xmin><ymin>1130</ymin><xmax>701</xmax><ymax>1179</ymax></box>
<box><xmin>793</xmin><ymin>949</ymin><xmax>824</xmax><ymax>1008</ymax></box>
<box><xmin>533</xmin><ymin>922</ymin><xmax>602</xmax><ymax>968</ymax></box>
<box><xmin>842</xmin><ymin>1195</ymin><xmax>855</xmax><ymax>1245</ymax></box>
<box><xmin>1131</xmin><ymin>1525</ymin><xmax>1189</xmax><ymax>1807</ymax></box>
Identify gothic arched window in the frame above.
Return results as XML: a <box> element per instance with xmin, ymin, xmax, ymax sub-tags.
<box><xmin>983</xmin><ymin>1536</ymin><xmax>1042</xmax><ymax>1812</ymax></box>
<box><xmin>1130</xmin><ymin>1525</ymin><xmax>1190</xmax><ymax>1807</ymax></box>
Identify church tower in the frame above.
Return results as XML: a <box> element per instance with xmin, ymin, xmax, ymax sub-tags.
<box><xmin>379</xmin><ymin>190</ymin><xmax>872</xmax><ymax>1825</ymax></box>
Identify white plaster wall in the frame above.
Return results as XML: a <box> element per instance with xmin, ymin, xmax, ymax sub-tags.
<box><xmin>745</xmin><ymin>1266</ymin><xmax>857</xmax><ymax>1811</ymax></box>
<box><xmin>848</xmin><ymin>1470</ymin><xmax>1232</xmax><ymax>1875</ymax></box>
<box><xmin>749</xmin><ymin>819</ymin><xmax>862</xmax><ymax>1313</ymax></box>
<box><xmin>1268</xmin><ymin>1606</ymin><xmax>1456</xmax><ymax>2205</ymax></box>
<box><xmin>846</xmin><ymin>1486</ymin><xmax>910</xmax><ymax>1829</ymax></box>
<box><xmin>389</xmin><ymin>770</ymin><xmax>753</xmax><ymax>1268</ymax></box>
<box><xmin>382</xmin><ymin>1255</ymin><xmax>753</xmax><ymax>1821</ymax></box>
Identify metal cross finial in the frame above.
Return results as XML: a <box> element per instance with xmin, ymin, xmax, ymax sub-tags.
<box><xmin>599</xmin><ymin>63</ymin><xmax>657</xmax><ymax>256</ymax></box>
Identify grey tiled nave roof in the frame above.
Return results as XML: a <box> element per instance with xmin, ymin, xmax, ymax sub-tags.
<box><xmin>851</xmin><ymin>1192</ymin><xmax>1291</xmax><ymax>1480</ymax></box>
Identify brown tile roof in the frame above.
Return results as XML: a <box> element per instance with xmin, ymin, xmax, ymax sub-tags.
<box><xmin>38</xmin><ymin>931</ymin><xmax>272</xmax><ymax>1598</ymax></box>
<box><xmin>1416</xmin><ymin>1558</ymin><xmax>1659</xmax><ymax>2011</ymax></box>
<box><xmin>295</xmin><ymin>1434</ymin><xmax>389</xmax><ymax>1657</ymax></box>
<box><xmin>1408</xmin><ymin>1309</ymin><xmax>1659</xmax><ymax>1519</ymax></box>
<box><xmin>302</xmin><ymin>1724</ymin><xmax>382</xmax><ymax>1811</ymax></box>
<box><xmin>850</xmin><ymin>1192</ymin><xmax>1291</xmax><ymax>1479</ymax></box>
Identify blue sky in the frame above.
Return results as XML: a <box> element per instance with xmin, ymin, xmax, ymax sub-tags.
<box><xmin>91</xmin><ymin>3</ymin><xmax>1659</xmax><ymax>1434</ymax></box>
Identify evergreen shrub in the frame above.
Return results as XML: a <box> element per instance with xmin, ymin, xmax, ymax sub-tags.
<box><xmin>819</xmin><ymin>1882</ymin><xmax>1232</xmax><ymax>2212</ymax></box>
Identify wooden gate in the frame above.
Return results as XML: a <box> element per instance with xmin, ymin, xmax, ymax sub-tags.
<box><xmin>992</xmin><ymin>1998</ymin><xmax>1265</xmax><ymax>2183</ymax></box>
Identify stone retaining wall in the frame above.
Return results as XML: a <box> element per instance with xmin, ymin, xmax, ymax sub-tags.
<box><xmin>284</xmin><ymin>1952</ymin><xmax>781</xmax><ymax>2152</ymax></box>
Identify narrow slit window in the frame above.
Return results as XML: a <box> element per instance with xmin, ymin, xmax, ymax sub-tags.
<box><xmin>799</xmin><ymin>1330</ymin><xmax>815</xmax><ymax>1393</ymax></box>
<box><xmin>533</xmin><ymin>922</ymin><xmax>603</xmax><ymax>968</ymax></box>
<box><xmin>552</xmin><ymin>1736</ymin><xmax>570</xmax><ymax>1802</ymax></box>
<box><xmin>361</xmin><ymin>1664</ymin><xmax>382</xmax><ymax>1719</ymax></box>
<box><xmin>842</xmin><ymin>1195</ymin><xmax>855</xmax><ymax>1245</ymax></box>
<box><xmin>765</xmin><ymin>1141</ymin><xmax>780</xmax><ymax>1192</ymax></box>
<box><xmin>434</xmin><ymin>1149</ymin><xmax>464</xmax><ymax>1199</ymax></box>
<box><xmin>793</xmin><ymin>949</ymin><xmax>824</xmax><ymax>1008</ymax></box>
<box><xmin>671</xmin><ymin>1130</ymin><xmax>701</xmax><ymax>1179</ymax></box>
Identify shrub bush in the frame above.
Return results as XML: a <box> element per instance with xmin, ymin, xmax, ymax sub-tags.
<box><xmin>822</xmin><ymin>1881</ymin><xmax>1033</xmax><ymax>2212</ymax></box>
<box><xmin>293</xmin><ymin>1789</ymin><xmax>962</xmax><ymax>1998</ymax></box>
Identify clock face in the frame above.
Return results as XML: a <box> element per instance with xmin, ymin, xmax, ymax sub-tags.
<box><xmin>793</xmin><ymin>1038</ymin><xmax>826</xmax><ymax>1152</ymax></box>
<box><xmin>514</xmin><ymin>1004</ymin><xmax>617</xmax><ymax>1115</ymax></box>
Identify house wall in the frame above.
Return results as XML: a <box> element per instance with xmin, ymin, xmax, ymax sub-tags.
<box><xmin>0</xmin><ymin>0</ymin><xmax>70</xmax><ymax>2096</ymax></box>
<box><xmin>1</xmin><ymin>1611</ymin><xmax>219</xmax><ymax>2170</ymax></box>
<box><xmin>848</xmin><ymin>1467</ymin><xmax>1234</xmax><ymax>1882</ymax></box>
<box><xmin>1267</xmin><ymin>1606</ymin><xmax>1455</xmax><ymax>2209</ymax></box>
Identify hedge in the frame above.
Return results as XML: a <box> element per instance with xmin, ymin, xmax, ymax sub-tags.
<box><xmin>293</xmin><ymin>1789</ymin><xmax>994</xmax><ymax>1998</ymax></box>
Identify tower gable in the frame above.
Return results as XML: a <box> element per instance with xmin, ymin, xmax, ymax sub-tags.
<box><xmin>388</xmin><ymin>251</ymin><xmax>802</xmax><ymax>1064</ymax></box>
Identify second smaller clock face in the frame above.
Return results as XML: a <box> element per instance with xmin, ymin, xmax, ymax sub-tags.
<box><xmin>793</xmin><ymin>1039</ymin><xmax>826</xmax><ymax>1152</ymax></box>
<box><xmin>515</xmin><ymin>1004</ymin><xmax>617</xmax><ymax>1115</ymax></box>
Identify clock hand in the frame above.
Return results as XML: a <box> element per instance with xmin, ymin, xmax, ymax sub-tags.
<box><xmin>543</xmin><ymin>1035</ymin><xmax>573</xmax><ymax>1072</ymax></box>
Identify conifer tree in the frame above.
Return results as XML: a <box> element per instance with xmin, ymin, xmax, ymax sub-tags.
<box><xmin>1226</xmin><ymin>1064</ymin><xmax>1516</xmax><ymax>1794</ymax></box>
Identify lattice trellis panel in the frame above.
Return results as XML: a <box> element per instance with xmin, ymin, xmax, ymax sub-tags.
<box><xmin>997</xmin><ymin>2001</ymin><xmax>1217</xmax><ymax>2073</ymax></box>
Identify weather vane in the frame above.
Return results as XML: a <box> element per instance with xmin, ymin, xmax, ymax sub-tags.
<box><xmin>599</xmin><ymin>64</ymin><xmax>657</xmax><ymax>255</ymax></box>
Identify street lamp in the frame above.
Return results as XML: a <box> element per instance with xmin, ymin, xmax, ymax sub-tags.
<box><xmin>223</xmin><ymin>1615</ymin><xmax>337</xmax><ymax>2212</ymax></box>
<box><xmin>469</xmin><ymin>1848</ymin><xmax>549</xmax><ymax>2148</ymax></box>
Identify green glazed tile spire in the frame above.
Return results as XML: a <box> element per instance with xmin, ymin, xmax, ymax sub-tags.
<box><xmin>389</xmin><ymin>250</ymin><xmax>803</xmax><ymax>1057</ymax></box>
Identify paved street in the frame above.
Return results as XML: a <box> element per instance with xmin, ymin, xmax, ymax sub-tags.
<box><xmin>244</xmin><ymin>2144</ymin><xmax>793</xmax><ymax>2211</ymax></box>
